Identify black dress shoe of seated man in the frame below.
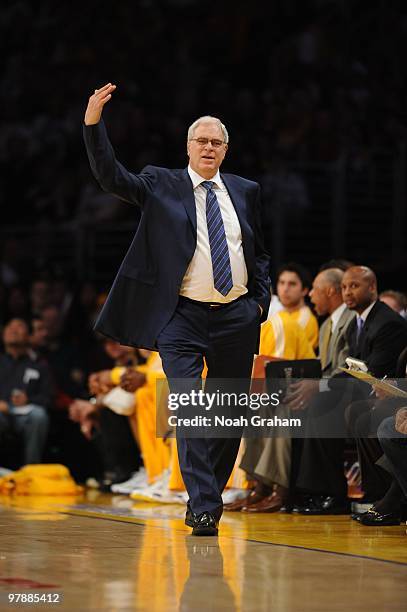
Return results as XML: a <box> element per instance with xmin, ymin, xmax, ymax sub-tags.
<box><xmin>299</xmin><ymin>496</ymin><xmax>350</xmax><ymax>515</ymax></box>
<box><xmin>192</xmin><ymin>511</ymin><xmax>219</xmax><ymax>536</ymax></box>
<box><xmin>351</xmin><ymin>512</ymin><xmax>364</xmax><ymax>522</ymax></box>
<box><xmin>359</xmin><ymin>508</ymin><xmax>401</xmax><ymax>526</ymax></box>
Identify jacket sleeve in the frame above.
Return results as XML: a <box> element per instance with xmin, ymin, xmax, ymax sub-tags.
<box><xmin>83</xmin><ymin>120</ymin><xmax>154</xmax><ymax>207</ymax></box>
<box><xmin>252</xmin><ymin>184</ymin><xmax>271</xmax><ymax>323</ymax></box>
<box><xmin>26</xmin><ymin>363</ymin><xmax>54</xmax><ymax>409</ymax></box>
<box><xmin>365</xmin><ymin>321</ymin><xmax>407</xmax><ymax>378</ymax></box>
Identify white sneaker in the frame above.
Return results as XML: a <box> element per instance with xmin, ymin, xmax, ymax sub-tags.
<box><xmin>129</xmin><ymin>469</ymin><xmax>170</xmax><ymax>496</ymax></box>
<box><xmin>111</xmin><ymin>468</ymin><xmax>148</xmax><ymax>494</ymax></box>
<box><xmin>222</xmin><ymin>488</ymin><xmax>248</xmax><ymax>505</ymax></box>
<box><xmin>133</xmin><ymin>488</ymin><xmax>186</xmax><ymax>504</ymax></box>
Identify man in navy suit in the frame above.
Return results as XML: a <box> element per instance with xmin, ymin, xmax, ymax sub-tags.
<box><xmin>83</xmin><ymin>83</ymin><xmax>271</xmax><ymax>535</ymax></box>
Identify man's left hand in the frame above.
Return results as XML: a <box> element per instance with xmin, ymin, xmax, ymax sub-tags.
<box><xmin>285</xmin><ymin>380</ymin><xmax>319</xmax><ymax>411</ymax></box>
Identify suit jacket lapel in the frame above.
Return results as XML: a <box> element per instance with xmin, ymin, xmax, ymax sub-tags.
<box><xmin>174</xmin><ymin>169</ymin><xmax>197</xmax><ymax>234</ymax></box>
<box><xmin>221</xmin><ymin>173</ymin><xmax>246</xmax><ymax>225</ymax></box>
<box><xmin>328</xmin><ymin>309</ymin><xmax>352</xmax><ymax>364</ymax></box>
<box><xmin>221</xmin><ymin>173</ymin><xmax>253</xmax><ymax>265</ymax></box>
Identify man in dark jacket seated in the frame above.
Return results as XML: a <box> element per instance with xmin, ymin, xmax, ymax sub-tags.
<box><xmin>0</xmin><ymin>319</ymin><xmax>53</xmax><ymax>465</ymax></box>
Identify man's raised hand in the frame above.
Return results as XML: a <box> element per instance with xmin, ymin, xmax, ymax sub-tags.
<box><xmin>84</xmin><ymin>83</ymin><xmax>116</xmax><ymax>125</ymax></box>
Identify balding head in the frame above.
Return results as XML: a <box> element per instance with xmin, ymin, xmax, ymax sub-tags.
<box><xmin>341</xmin><ymin>266</ymin><xmax>378</xmax><ymax>313</ymax></box>
<box><xmin>187</xmin><ymin>115</ymin><xmax>229</xmax><ymax>179</ymax></box>
<box><xmin>310</xmin><ymin>268</ymin><xmax>344</xmax><ymax>315</ymax></box>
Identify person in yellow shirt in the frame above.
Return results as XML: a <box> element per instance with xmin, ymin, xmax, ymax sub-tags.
<box><xmin>225</xmin><ymin>276</ymin><xmax>317</xmax><ymax>513</ymax></box>
<box><xmin>271</xmin><ymin>262</ymin><xmax>319</xmax><ymax>349</ymax></box>
<box><xmin>259</xmin><ymin>311</ymin><xmax>315</xmax><ymax>360</ymax></box>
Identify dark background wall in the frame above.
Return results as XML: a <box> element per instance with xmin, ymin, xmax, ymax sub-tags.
<box><xmin>1</xmin><ymin>0</ymin><xmax>406</xmax><ymax>290</ymax></box>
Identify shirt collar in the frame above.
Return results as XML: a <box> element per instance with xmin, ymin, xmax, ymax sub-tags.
<box><xmin>330</xmin><ymin>302</ymin><xmax>347</xmax><ymax>332</ymax></box>
<box><xmin>188</xmin><ymin>165</ymin><xmax>222</xmax><ymax>190</ymax></box>
<box><xmin>359</xmin><ymin>300</ymin><xmax>376</xmax><ymax>322</ymax></box>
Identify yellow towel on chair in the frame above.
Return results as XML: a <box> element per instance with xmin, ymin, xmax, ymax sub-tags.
<box><xmin>0</xmin><ymin>464</ymin><xmax>83</xmax><ymax>495</ymax></box>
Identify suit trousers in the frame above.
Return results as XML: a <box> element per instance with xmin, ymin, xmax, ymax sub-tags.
<box><xmin>157</xmin><ymin>295</ymin><xmax>259</xmax><ymax>516</ymax></box>
<box><xmin>378</xmin><ymin>416</ymin><xmax>407</xmax><ymax>498</ymax></box>
<box><xmin>295</xmin><ymin>389</ymin><xmax>352</xmax><ymax>498</ymax></box>
<box><xmin>345</xmin><ymin>397</ymin><xmax>404</xmax><ymax>500</ymax></box>
<box><xmin>240</xmin><ymin>405</ymin><xmax>292</xmax><ymax>489</ymax></box>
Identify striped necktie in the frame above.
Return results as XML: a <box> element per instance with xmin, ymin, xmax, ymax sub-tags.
<box><xmin>201</xmin><ymin>180</ymin><xmax>233</xmax><ymax>296</ymax></box>
<box><xmin>356</xmin><ymin>316</ymin><xmax>364</xmax><ymax>345</ymax></box>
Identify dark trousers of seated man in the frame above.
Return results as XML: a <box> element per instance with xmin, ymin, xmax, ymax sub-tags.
<box><xmin>98</xmin><ymin>407</ymin><xmax>141</xmax><ymax>480</ymax></box>
<box><xmin>378</xmin><ymin>416</ymin><xmax>407</xmax><ymax>498</ymax></box>
<box><xmin>295</xmin><ymin>384</ymin><xmax>361</xmax><ymax>499</ymax></box>
<box><xmin>345</xmin><ymin>397</ymin><xmax>405</xmax><ymax>501</ymax></box>
<box><xmin>0</xmin><ymin>405</ymin><xmax>49</xmax><ymax>465</ymax></box>
<box><xmin>157</xmin><ymin>295</ymin><xmax>259</xmax><ymax>518</ymax></box>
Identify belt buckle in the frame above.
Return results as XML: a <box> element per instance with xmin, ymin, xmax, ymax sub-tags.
<box><xmin>209</xmin><ymin>303</ymin><xmax>221</xmax><ymax>309</ymax></box>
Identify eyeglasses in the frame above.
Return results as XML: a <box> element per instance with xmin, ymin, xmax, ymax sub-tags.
<box><xmin>189</xmin><ymin>137</ymin><xmax>225</xmax><ymax>149</ymax></box>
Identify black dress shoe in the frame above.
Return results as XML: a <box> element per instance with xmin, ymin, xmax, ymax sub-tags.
<box><xmin>359</xmin><ymin>508</ymin><xmax>401</xmax><ymax>526</ymax></box>
<box><xmin>351</xmin><ymin>512</ymin><xmax>364</xmax><ymax>522</ymax></box>
<box><xmin>192</xmin><ymin>512</ymin><xmax>219</xmax><ymax>536</ymax></box>
<box><xmin>299</xmin><ymin>496</ymin><xmax>350</xmax><ymax>515</ymax></box>
<box><xmin>186</xmin><ymin>503</ymin><xmax>222</xmax><ymax>527</ymax></box>
<box><xmin>279</xmin><ymin>501</ymin><xmax>293</xmax><ymax>513</ymax></box>
<box><xmin>185</xmin><ymin>502</ymin><xmax>196</xmax><ymax>527</ymax></box>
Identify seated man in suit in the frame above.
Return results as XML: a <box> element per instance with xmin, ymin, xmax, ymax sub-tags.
<box><xmin>290</xmin><ymin>266</ymin><xmax>407</xmax><ymax>515</ymax></box>
<box><xmin>83</xmin><ymin>83</ymin><xmax>270</xmax><ymax>535</ymax></box>
<box><xmin>234</xmin><ymin>267</ymin><xmax>353</xmax><ymax>514</ymax></box>
<box><xmin>374</xmin><ymin>409</ymin><xmax>407</xmax><ymax>530</ymax></box>
<box><xmin>347</xmin><ymin>350</ymin><xmax>407</xmax><ymax>525</ymax></box>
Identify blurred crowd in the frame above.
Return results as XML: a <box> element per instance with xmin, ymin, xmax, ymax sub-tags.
<box><xmin>1</xmin><ymin>1</ymin><xmax>407</xmax><ymax>229</ymax></box>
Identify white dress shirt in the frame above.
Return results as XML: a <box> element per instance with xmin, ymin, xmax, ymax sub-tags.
<box><xmin>179</xmin><ymin>166</ymin><xmax>248</xmax><ymax>302</ymax></box>
<box><xmin>359</xmin><ymin>301</ymin><xmax>376</xmax><ymax>323</ymax></box>
<box><xmin>330</xmin><ymin>302</ymin><xmax>347</xmax><ymax>333</ymax></box>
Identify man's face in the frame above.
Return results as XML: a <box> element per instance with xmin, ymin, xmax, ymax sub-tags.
<box><xmin>277</xmin><ymin>271</ymin><xmax>307</xmax><ymax>309</ymax></box>
<box><xmin>3</xmin><ymin>318</ymin><xmax>29</xmax><ymax>347</ymax></box>
<box><xmin>30</xmin><ymin>319</ymin><xmax>49</xmax><ymax>348</ymax></box>
<box><xmin>187</xmin><ymin>121</ymin><xmax>228</xmax><ymax>179</ymax></box>
<box><xmin>309</xmin><ymin>273</ymin><xmax>330</xmax><ymax>316</ymax></box>
<box><xmin>341</xmin><ymin>271</ymin><xmax>376</xmax><ymax>312</ymax></box>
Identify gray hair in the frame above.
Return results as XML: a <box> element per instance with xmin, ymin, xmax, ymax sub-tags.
<box><xmin>320</xmin><ymin>268</ymin><xmax>344</xmax><ymax>293</ymax></box>
<box><xmin>187</xmin><ymin>115</ymin><xmax>229</xmax><ymax>144</ymax></box>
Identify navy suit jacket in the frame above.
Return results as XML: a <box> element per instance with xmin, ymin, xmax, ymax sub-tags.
<box><xmin>83</xmin><ymin>121</ymin><xmax>271</xmax><ymax>350</ymax></box>
<box><xmin>346</xmin><ymin>300</ymin><xmax>407</xmax><ymax>377</ymax></box>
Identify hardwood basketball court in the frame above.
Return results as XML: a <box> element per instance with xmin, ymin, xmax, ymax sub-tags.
<box><xmin>0</xmin><ymin>492</ymin><xmax>406</xmax><ymax>611</ymax></box>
